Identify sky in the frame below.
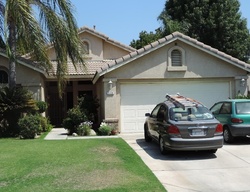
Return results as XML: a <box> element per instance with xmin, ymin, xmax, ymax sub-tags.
<box><xmin>70</xmin><ymin>0</ymin><xmax>250</xmax><ymax>46</ymax></box>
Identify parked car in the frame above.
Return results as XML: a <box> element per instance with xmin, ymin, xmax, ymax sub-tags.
<box><xmin>210</xmin><ymin>99</ymin><xmax>250</xmax><ymax>143</ymax></box>
<box><xmin>144</xmin><ymin>94</ymin><xmax>223</xmax><ymax>155</ymax></box>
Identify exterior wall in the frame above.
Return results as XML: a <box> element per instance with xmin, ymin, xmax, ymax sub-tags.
<box><xmin>47</xmin><ymin>31</ymin><xmax>132</xmax><ymax>62</ymax></box>
<box><xmin>99</xmin><ymin>40</ymin><xmax>249</xmax><ymax>131</ymax></box>
<box><xmin>79</xmin><ymin>32</ymin><xmax>131</xmax><ymax>60</ymax></box>
<box><xmin>79</xmin><ymin>32</ymin><xmax>104</xmax><ymax>60</ymax></box>
<box><xmin>101</xmin><ymin>77</ymin><xmax>119</xmax><ymax>130</ymax></box>
<box><xmin>0</xmin><ymin>56</ymin><xmax>45</xmax><ymax>101</ymax></box>
<box><xmin>105</xmin><ymin>41</ymin><xmax>247</xmax><ymax>80</ymax></box>
<box><xmin>94</xmin><ymin>77</ymin><xmax>104</xmax><ymax>124</ymax></box>
<box><xmin>103</xmin><ymin>42</ymin><xmax>130</xmax><ymax>60</ymax></box>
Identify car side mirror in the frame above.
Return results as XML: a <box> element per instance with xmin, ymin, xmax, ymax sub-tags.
<box><xmin>145</xmin><ymin>113</ymin><xmax>150</xmax><ymax>117</ymax></box>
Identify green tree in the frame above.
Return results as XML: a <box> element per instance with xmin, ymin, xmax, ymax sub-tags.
<box><xmin>159</xmin><ymin>0</ymin><xmax>250</xmax><ymax>61</ymax></box>
<box><xmin>130</xmin><ymin>29</ymin><xmax>164</xmax><ymax>49</ymax></box>
<box><xmin>0</xmin><ymin>0</ymin><xmax>84</xmax><ymax>96</ymax></box>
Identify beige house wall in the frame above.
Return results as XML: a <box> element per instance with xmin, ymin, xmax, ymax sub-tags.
<box><xmin>105</xmin><ymin>41</ymin><xmax>246</xmax><ymax>79</ymax></box>
<box><xmin>0</xmin><ymin>56</ymin><xmax>45</xmax><ymax>101</ymax></box>
<box><xmin>99</xmin><ymin>40</ymin><xmax>249</xmax><ymax>129</ymax></box>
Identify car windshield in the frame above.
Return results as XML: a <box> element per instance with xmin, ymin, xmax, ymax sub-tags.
<box><xmin>235</xmin><ymin>102</ymin><xmax>250</xmax><ymax>114</ymax></box>
<box><xmin>170</xmin><ymin>106</ymin><xmax>214</xmax><ymax>121</ymax></box>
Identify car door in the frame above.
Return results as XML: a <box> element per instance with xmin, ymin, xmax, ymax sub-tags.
<box><xmin>211</xmin><ymin>102</ymin><xmax>232</xmax><ymax>124</ymax></box>
<box><xmin>156</xmin><ymin>105</ymin><xmax>168</xmax><ymax>139</ymax></box>
<box><xmin>147</xmin><ymin>104</ymin><xmax>161</xmax><ymax>140</ymax></box>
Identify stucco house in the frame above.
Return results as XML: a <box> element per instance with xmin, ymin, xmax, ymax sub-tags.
<box><xmin>0</xmin><ymin>26</ymin><xmax>250</xmax><ymax>133</ymax></box>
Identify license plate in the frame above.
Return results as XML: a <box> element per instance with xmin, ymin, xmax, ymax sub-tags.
<box><xmin>192</xmin><ymin>129</ymin><xmax>204</xmax><ymax>136</ymax></box>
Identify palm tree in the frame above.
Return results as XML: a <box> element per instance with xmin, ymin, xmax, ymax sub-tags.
<box><xmin>0</xmin><ymin>0</ymin><xmax>84</xmax><ymax>96</ymax></box>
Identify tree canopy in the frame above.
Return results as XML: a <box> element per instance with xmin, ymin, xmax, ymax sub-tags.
<box><xmin>0</xmin><ymin>0</ymin><xmax>84</xmax><ymax>96</ymax></box>
<box><xmin>130</xmin><ymin>0</ymin><xmax>250</xmax><ymax>62</ymax></box>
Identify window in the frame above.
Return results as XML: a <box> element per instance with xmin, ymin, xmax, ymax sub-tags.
<box><xmin>0</xmin><ymin>70</ymin><xmax>8</xmax><ymax>84</ymax></box>
<box><xmin>167</xmin><ymin>46</ymin><xmax>187</xmax><ymax>71</ymax></box>
<box><xmin>157</xmin><ymin>105</ymin><xmax>167</xmax><ymax>121</ymax></box>
<box><xmin>171</xmin><ymin>50</ymin><xmax>182</xmax><ymax>66</ymax></box>
<box><xmin>236</xmin><ymin>102</ymin><xmax>250</xmax><ymax>114</ymax></box>
<box><xmin>210</xmin><ymin>103</ymin><xmax>223</xmax><ymax>114</ymax></box>
<box><xmin>151</xmin><ymin>104</ymin><xmax>161</xmax><ymax>118</ymax></box>
<box><xmin>220</xmin><ymin>103</ymin><xmax>232</xmax><ymax>114</ymax></box>
<box><xmin>82</xmin><ymin>41</ymin><xmax>89</xmax><ymax>54</ymax></box>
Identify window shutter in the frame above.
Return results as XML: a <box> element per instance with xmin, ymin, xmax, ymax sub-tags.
<box><xmin>171</xmin><ymin>50</ymin><xmax>182</xmax><ymax>66</ymax></box>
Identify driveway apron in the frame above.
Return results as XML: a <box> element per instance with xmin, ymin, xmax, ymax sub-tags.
<box><xmin>120</xmin><ymin>133</ymin><xmax>250</xmax><ymax>192</ymax></box>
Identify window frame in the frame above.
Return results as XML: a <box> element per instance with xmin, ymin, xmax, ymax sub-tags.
<box><xmin>81</xmin><ymin>39</ymin><xmax>91</xmax><ymax>57</ymax></box>
<box><xmin>167</xmin><ymin>46</ymin><xmax>187</xmax><ymax>71</ymax></box>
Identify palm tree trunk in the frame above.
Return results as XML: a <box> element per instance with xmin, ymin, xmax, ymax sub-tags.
<box><xmin>8</xmin><ymin>21</ymin><xmax>17</xmax><ymax>89</ymax></box>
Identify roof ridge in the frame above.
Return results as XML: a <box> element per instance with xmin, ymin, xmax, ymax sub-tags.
<box><xmin>78</xmin><ymin>26</ymin><xmax>136</xmax><ymax>52</ymax></box>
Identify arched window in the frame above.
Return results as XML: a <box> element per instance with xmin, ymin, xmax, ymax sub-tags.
<box><xmin>0</xmin><ymin>70</ymin><xmax>8</xmax><ymax>84</ymax></box>
<box><xmin>82</xmin><ymin>41</ymin><xmax>89</xmax><ymax>54</ymax></box>
<box><xmin>167</xmin><ymin>46</ymin><xmax>187</xmax><ymax>71</ymax></box>
<box><xmin>171</xmin><ymin>49</ymin><xmax>182</xmax><ymax>66</ymax></box>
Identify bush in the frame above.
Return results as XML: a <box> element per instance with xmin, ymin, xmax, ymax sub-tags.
<box><xmin>98</xmin><ymin>122</ymin><xmax>112</xmax><ymax>136</ymax></box>
<box><xmin>18</xmin><ymin>114</ymin><xmax>41</xmax><ymax>139</ymax></box>
<box><xmin>0</xmin><ymin>87</ymin><xmax>37</xmax><ymax>137</ymax></box>
<box><xmin>77</xmin><ymin>121</ymin><xmax>92</xmax><ymax>136</ymax></box>
<box><xmin>40</xmin><ymin>116</ymin><xmax>53</xmax><ymax>132</ymax></box>
<box><xmin>78</xmin><ymin>95</ymin><xmax>99</xmax><ymax>123</ymax></box>
<box><xmin>62</xmin><ymin>106</ymin><xmax>86</xmax><ymax>135</ymax></box>
<box><xmin>36</xmin><ymin>101</ymin><xmax>48</xmax><ymax>114</ymax></box>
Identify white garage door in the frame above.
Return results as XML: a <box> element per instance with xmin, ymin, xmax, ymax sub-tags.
<box><xmin>120</xmin><ymin>80</ymin><xmax>232</xmax><ymax>133</ymax></box>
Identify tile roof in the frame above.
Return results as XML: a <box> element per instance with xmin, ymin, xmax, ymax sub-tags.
<box><xmin>93</xmin><ymin>31</ymin><xmax>250</xmax><ymax>83</ymax></box>
<box><xmin>49</xmin><ymin>60</ymin><xmax>112</xmax><ymax>78</ymax></box>
<box><xmin>0</xmin><ymin>49</ymin><xmax>46</xmax><ymax>74</ymax></box>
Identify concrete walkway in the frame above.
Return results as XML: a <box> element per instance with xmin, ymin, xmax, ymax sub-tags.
<box><xmin>44</xmin><ymin>128</ymin><xmax>119</xmax><ymax>140</ymax></box>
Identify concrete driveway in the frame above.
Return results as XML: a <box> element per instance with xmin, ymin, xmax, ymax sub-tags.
<box><xmin>121</xmin><ymin>133</ymin><xmax>250</xmax><ymax>192</ymax></box>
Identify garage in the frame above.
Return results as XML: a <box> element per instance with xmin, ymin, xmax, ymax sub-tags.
<box><xmin>120</xmin><ymin>80</ymin><xmax>232</xmax><ymax>133</ymax></box>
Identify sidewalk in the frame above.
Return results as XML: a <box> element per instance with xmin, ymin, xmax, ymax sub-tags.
<box><xmin>44</xmin><ymin>128</ymin><xmax>119</xmax><ymax>140</ymax></box>
<box><xmin>44</xmin><ymin>128</ymin><xmax>68</xmax><ymax>140</ymax></box>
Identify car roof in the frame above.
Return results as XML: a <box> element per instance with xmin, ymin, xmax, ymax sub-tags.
<box><xmin>218</xmin><ymin>99</ymin><xmax>250</xmax><ymax>103</ymax></box>
<box><xmin>163</xmin><ymin>94</ymin><xmax>205</xmax><ymax>109</ymax></box>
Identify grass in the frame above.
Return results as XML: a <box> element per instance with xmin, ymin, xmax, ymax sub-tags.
<box><xmin>0</xmin><ymin>135</ymin><xmax>166</xmax><ymax>192</ymax></box>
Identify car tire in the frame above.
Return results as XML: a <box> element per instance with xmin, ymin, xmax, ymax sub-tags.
<box><xmin>159</xmin><ymin>137</ymin><xmax>167</xmax><ymax>155</ymax></box>
<box><xmin>144</xmin><ymin>126</ymin><xmax>152</xmax><ymax>142</ymax></box>
<box><xmin>224</xmin><ymin>127</ymin><xmax>234</xmax><ymax>143</ymax></box>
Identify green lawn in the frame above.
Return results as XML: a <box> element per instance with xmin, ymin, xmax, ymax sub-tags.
<box><xmin>0</xmin><ymin>135</ymin><xmax>166</xmax><ymax>192</ymax></box>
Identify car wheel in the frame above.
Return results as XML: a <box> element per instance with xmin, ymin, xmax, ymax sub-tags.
<box><xmin>144</xmin><ymin>126</ymin><xmax>152</xmax><ymax>142</ymax></box>
<box><xmin>224</xmin><ymin>127</ymin><xmax>234</xmax><ymax>143</ymax></box>
<box><xmin>159</xmin><ymin>137</ymin><xmax>167</xmax><ymax>155</ymax></box>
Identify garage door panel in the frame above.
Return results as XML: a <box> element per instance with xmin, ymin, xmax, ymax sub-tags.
<box><xmin>120</xmin><ymin>81</ymin><xmax>232</xmax><ymax>133</ymax></box>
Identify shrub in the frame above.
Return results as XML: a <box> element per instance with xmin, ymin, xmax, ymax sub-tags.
<box><xmin>18</xmin><ymin>114</ymin><xmax>41</xmax><ymax>139</ymax></box>
<box><xmin>40</xmin><ymin>116</ymin><xmax>53</xmax><ymax>132</ymax></box>
<box><xmin>98</xmin><ymin>122</ymin><xmax>112</xmax><ymax>136</ymax></box>
<box><xmin>36</xmin><ymin>101</ymin><xmax>48</xmax><ymax>114</ymax></box>
<box><xmin>236</xmin><ymin>95</ymin><xmax>250</xmax><ymax>99</ymax></box>
<box><xmin>62</xmin><ymin>106</ymin><xmax>86</xmax><ymax>135</ymax></box>
<box><xmin>78</xmin><ymin>95</ymin><xmax>99</xmax><ymax>123</ymax></box>
<box><xmin>0</xmin><ymin>87</ymin><xmax>37</xmax><ymax>137</ymax></box>
<box><xmin>77</xmin><ymin>121</ymin><xmax>92</xmax><ymax>136</ymax></box>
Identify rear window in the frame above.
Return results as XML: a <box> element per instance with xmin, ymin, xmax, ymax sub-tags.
<box><xmin>235</xmin><ymin>102</ymin><xmax>250</xmax><ymax>114</ymax></box>
<box><xmin>170</xmin><ymin>106</ymin><xmax>214</xmax><ymax>121</ymax></box>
